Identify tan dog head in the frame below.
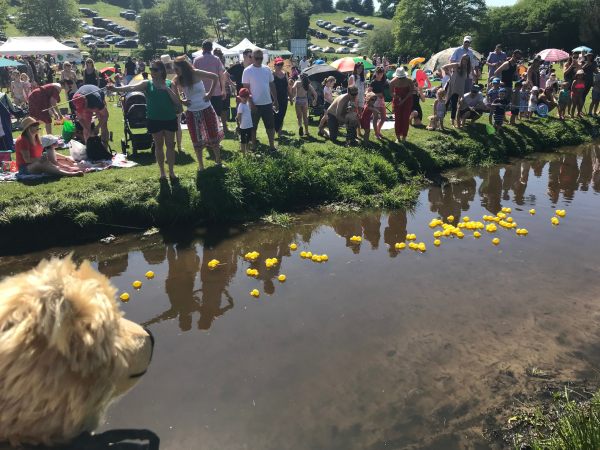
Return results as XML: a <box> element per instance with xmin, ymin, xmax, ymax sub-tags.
<box><xmin>0</xmin><ymin>256</ymin><xmax>154</xmax><ymax>447</ymax></box>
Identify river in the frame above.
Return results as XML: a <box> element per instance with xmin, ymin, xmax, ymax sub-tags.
<box><xmin>2</xmin><ymin>142</ymin><xmax>600</xmax><ymax>449</ymax></box>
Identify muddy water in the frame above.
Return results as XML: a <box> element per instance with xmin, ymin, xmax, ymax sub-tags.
<box><xmin>2</xmin><ymin>143</ymin><xmax>600</xmax><ymax>449</ymax></box>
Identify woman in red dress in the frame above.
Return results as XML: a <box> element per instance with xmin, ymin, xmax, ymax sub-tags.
<box><xmin>389</xmin><ymin>67</ymin><xmax>414</xmax><ymax>142</ymax></box>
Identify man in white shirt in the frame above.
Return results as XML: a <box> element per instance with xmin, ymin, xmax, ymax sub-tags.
<box><xmin>450</xmin><ymin>36</ymin><xmax>479</xmax><ymax>91</ymax></box>
<box><xmin>242</xmin><ymin>49</ymin><xmax>279</xmax><ymax>151</ymax></box>
<box><xmin>299</xmin><ymin>56</ymin><xmax>310</xmax><ymax>72</ymax></box>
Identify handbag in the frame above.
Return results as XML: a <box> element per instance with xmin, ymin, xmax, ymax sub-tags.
<box><xmin>86</xmin><ymin>136</ymin><xmax>113</xmax><ymax>161</ymax></box>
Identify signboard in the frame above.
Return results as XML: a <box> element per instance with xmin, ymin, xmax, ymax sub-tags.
<box><xmin>289</xmin><ymin>39</ymin><xmax>307</xmax><ymax>58</ymax></box>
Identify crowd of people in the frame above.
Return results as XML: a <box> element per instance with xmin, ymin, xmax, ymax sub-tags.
<box><xmin>0</xmin><ymin>39</ymin><xmax>599</xmax><ymax>181</ymax></box>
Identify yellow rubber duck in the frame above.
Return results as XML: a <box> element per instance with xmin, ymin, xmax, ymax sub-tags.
<box><xmin>447</xmin><ymin>215</ymin><xmax>454</xmax><ymax>223</ymax></box>
<box><xmin>529</xmin><ymin>209</ymin><xmax>536</xmax><ymax>215</ymax></box>
<box><xmin>132</xmin><ymin>280</ymin><xmax>142</xmax><ymax>289</ymax></box>
<box><xmin>321</xmin><ymin>254</ymin><xmax>329</xmax><ymax>261</ymax></box>
<box><xmin>463</xmin><ymin>216</ymin><xmax>470</xmax><ymax>222</ymax></box>
<box><xmin>409</xmin><ymin>242</ymin><xmax>418</xmax><ymax>250</ymax></box>
<box><xmin>434</xmin><ymin>239</ymin><xmax>441</xmax><ymax>246</ymax></box>
<box><xmin>418</xmin><ymin>242</ymin><xmax>426</xmax><ymax>252</ymax></box>
<box><xmin>290</xmin><ymin>243</ymin><xmax>298</xmax><ymax>250</ymax></box>
<box><xmin>119</xmin><ymin>292</ymin><xmax>130</xmax><ymax>302</ymax></box>
<box><xmin>486</xmin><ymin>224</ymin><xmax>497</xmax><ymax>233</ymax></box>
<box><xmin>306</xmin><ymin>251</ymin><xmax>313</xmax><ymax>258</ymax></box>
<box><xmin>506</xmin><ymin>217</ymin><xmax>514</xmax><ymax>223</ymax></box>
<box><xmin>473</xmin><ymin>231</ymin><xmax>481</xmax><ymax>238</ymax></box>
<box><xmin>456</xmin><ymin>231</ymin><xmax>465</xmax><ymax>239</ymax></box>
<box><xmin>250</xmin><ymin>289</ymin><xmax>260</xmax><ymax>298</ymax></box>
<box><xmin>406</xmin><ymin>233</ymin><xmax>417</xmax><ymax>241</ymax></box>
<box><xmin>207</xmin><ymin>259</ymin><xmax>220</xmax><ymax>269</ymax></box>
<box><xmin>492</xmin><ymin>237</ymin><xmax>500</xmax><ymax>245</ymax></box>
<box><xmin>246</xmin><ymin>268</ymin><xmax>259</xmax><ymax>277</ymax></box>
<box><xmin>551</xmin><ymin>217</ymin><xmax>560</xmax><ymax>225</ymax></box>
<box><xmin>300</xmin><ymin>251</ymin><xmax>307</xmax><ymax>258</ymax></box>
<box><xmin>145</xmin><ymin>271</ymin><xmax>155</xmax><ymax>279</ymax></box>
<box><xmin>497</xmin><ymin>212</ymin><xmax>507</xmax><ymax>219</ymax></box>
<box><xmin>433</xmin><ymin>231</ymin><xmax>442</xmax><ymax>238</ymax></box>
<box><xmin>278</xmin><ymin>274</ymin><xmax>286</xmax><ymax>282</ymax></box>
<box><xmin>556</xmin><ymin>209</ymin><xmax>566</xmax><ymax>217</ymax></box>
<box><xmin>394</xmin><ymin>242</ymin><xmax>406</xmax><ymax>250</ymax></box>
<box><xmin>350</xmin><ymin>236</ymin><xmax>362</xmax><ymax>243</ymax></box>
<box><xmin>501</xmin><ymin>207</ymin><xmax>512</xmax><ymax>213</ymax></box>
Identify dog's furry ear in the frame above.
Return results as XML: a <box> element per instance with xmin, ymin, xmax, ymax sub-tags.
<box><xmin>0</xmin><ymin>256</ymin><xmax>122</xmax><ymax>374</ymax></box>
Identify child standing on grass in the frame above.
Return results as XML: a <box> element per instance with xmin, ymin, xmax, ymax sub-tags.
<box><xmin>509</xmin><ymin>81</ymin><xmax>522</xmax><ymax>125</ymax></box>
<box><xmin>491</xmin><ymin>88</ymin><xmax>509</xmax><ymax>130</ymax></box>
<box><xmin>427</xmin><ymin>89</ymin><xmax>446</xmax><ymax>130</ymax></box>
<box><xmin>528</xmin><ymin>86</ymin><xmax>539</xmax><ymax>119</ymax></box>
<box><xmin>318</xmin><ymin>77</ymin><xmax>336</xmax><ymax>137</ymax></box>
<box><xmin>590</xmin><ymin>69</ymin><xmax>600</xmax><ymax>116</ymax></box>
<box><xmin>236</xmin><ymin>88</ymin><xmax>253</xmax><ymax>155</ymax></box>
<box><xmin>360</xmin><ymin>93</ymin><xmax>378</xmax><ymax>142</ymax></box>
<box><xmin>520</xmin><ymin>82</ymin><xmax>531</xmax><ymax>120</ymax></box>
<box><xmin>486</xmin><ymin>78</ymin><xmax>500</xmax><ymax>124</ymax></box>
<box><xmin>557</xmin><ymin>81</ymin><xmax>571</xmax><ymax>120</ymax></box>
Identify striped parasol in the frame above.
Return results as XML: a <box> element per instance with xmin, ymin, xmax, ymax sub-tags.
<box><xmin>536</xmin><ymin>48</ymin><xmax>569</xmax><ymax>62</ymax></box>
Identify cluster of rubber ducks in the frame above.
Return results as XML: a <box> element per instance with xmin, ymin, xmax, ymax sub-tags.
<box><xmin>119</xmin><ymin>270</ymin><xmax>155</xmax><ymax>302</ymax></box>
<box><xmin>118</xmin><ymin>206</ymin><xmax>568</xmax><ymax>302</ymax></box>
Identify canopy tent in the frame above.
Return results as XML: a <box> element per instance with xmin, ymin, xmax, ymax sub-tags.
<box><xmin>0</xmin><ymin>37</ymin><xmax>82</xmax><ymax>62</ymax></box>
<box><xmin>423</xmin><ymin>47</ymin><xmax>483</xmax><ymax>73</ymax></box>
<box><xmin>225</xmin><ymin>38</ymin><xmax>269</xmax><ymax>64</ymax></box>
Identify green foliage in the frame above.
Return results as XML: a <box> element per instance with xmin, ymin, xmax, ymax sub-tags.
<box><xmin>378</xmin><ymin>0</ymin><xmax>397</xmax><ymax>18</ymax></box>
<box><xmin>579</xmin><ymin>0</ymin><xmax>600</xmax><ymax>47</ymax></box>
<box><xmin>162</xmin><ymin>0</ymin><xmax>207</xmax><ymax>53</ymax></box>
<box><xmin>364</xmin><ymin>24</ymin><xmax>395</xmax><ymax>57</ymax></box>
<box><xmin>361</xmin><ymin>0</ymin><xmax>374</xmax><ymax>15</ymax></box>
<box><xmin>310</xmin><ymin>0</ymin><xmax>334</xmax><ymax>13</ymax></box>
<box><xmin>393</xmin><ymin>0</ymin><xmax>486</xmax><ymax>56</ymax></box>
<box><xmin>138</xmin><ymin>9</ymin><xmax>164</xmax><ymax>53</ymax></box>
<box><xmin>0</xmin><ymin>0</ymin><xmax>8</xmax><ymax>33</ymax></box>
<box><xmin>16</xmin><ymin>0</ymin><xmax>79</xmax><ymax>39</ymax></box>
<box><xmin>283</xmin><ymin>0</ymin><xmax>313</xmax><ymax>40</ymax></box>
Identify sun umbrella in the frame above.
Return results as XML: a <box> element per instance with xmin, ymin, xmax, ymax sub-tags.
<box><xmin>331</xmin><ymin>57</ymin><xmax>375</xmax><ymax>72</ymax></box>
<box><xmin>536</xmin><ymin>49</ymin><xmax>569</xmax><ymax>62</ymax></box>
<box><xmin>0</xmin><ymin>57</ymin><xmax>24</xmax><ymax>68</ymax></box>
<box><xmin>408</xmin><ymin>57</ymin><xmax>425</xmax><ymax>67</ymax></box>
<box><xmin>302</xmin><ymin>64</ymin><xmax>344</xmax><ymax>83</ymax></box>
<box><xmin>572</xmin><ymin>46</ymin><xmax>592</xmax><ymax>53</ymax></box>
<box><xmin>412</xmin><ymin>69</ymin><xmax>431</xmax><ymax>89</ymax></box>
<box><xmin>313</xmin><ymin>59</ymin><xmax>325</xmax><ymax>65</ymax></box>
<box><xmin>100</xmin><ymin>67</ymin><xmax>116</xmax><ymax>76</ymax></box>
<box><xmin>423</xmin><ymin>47</ymin><xmax>483</xmax><ymax>72</ymax></box>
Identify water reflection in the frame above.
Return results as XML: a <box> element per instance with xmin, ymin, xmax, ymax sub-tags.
<box><xmin>383</xmin><ymin>210</ymin><xmax>407</xmax><ymax>257</ymax></box>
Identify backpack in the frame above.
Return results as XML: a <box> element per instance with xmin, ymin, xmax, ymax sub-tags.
<box><xmin>86</xmin><ymin>136</ymin><xmax>113</xmax><ymax>161</ymax></box>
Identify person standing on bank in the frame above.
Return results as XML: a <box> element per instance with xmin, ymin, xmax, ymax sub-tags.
<box><xmin>108</xmin><ymin>60</ymin><xmax>182</xmax><ymax>181</ymax></box>
<box><xmin>493</xmin><ymin>49</ymin><xmax>522</xmax><ymax>99</ymax></box>
<box><xmin>272</xmin><ymin>57</ymin><xmax>291</xmax><ymax>139</ymax></box>
<box><xmin>442</xmin><ymin>54</ymin><xmax>471</xmax><ymax>127</ymax></box>
<box><xmin>172</xmin><ymin>56</ymin><xmax>224</xmax><ymax>171</ymax></box>
<box><xmin>242</xmin><ymin>49</ymin><xmax>279</xmax><ymax>151</ymax></box>
<box><xmin>389</xmin><ymin>67</ymin><xmax>414</xmax><ymax>142</ymax></box>
<box><xmin>193</xmin><ymin>40</ymin><xmax>227</xmax><ymax>133</ymax></box>
<box><xmin>450</xmin><ymin>36</ymin><xmax>479</xmax><ymax>92</ymax></box>
<box><xmin>486</xmin><ymin>44</ymin><xmax>507</xmax><ymax>78</ymax></box>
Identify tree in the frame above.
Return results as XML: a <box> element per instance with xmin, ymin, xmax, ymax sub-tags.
<box><xmin>336</xmin><ymin>0</ymin><xmax>350</xmax><ymax>11</ymax></box>
<box><xmin>364</xmin><ymin>25</ymin><xmax>395</xmax><ymax>57</ymax></box>
<box><xmin>378</xmin><ymin>0</ymin><xmax>398</xmax><ymax>19</ymax></box>
<box><xmin>162</xmin><ymin>0</ymin><xmax>207</xmax><ymax>53</ymax></box>
<box><xmin>362</xmin><ymin>0</ymin><xmax>374</xmax><ymax>15</ymax></box>
<box><xmin>349</xmin><ymin>0</ymin><xmax>363</xmax><ymax>14</ymax></box>
<box><xmin>311</xmin><ymin>0</ymin><xmax>334</xmax><ymax>13</ymax></box>
<box><xmin>129</xmin><ymin>0</ymin><xmax>143</xmax><ymax>11</ymax></box>
<box><xmin>579</xmin><ymin>0</ymin><xmax>600</xmax><ymax>48</ymax></box>
<box><xmin>0</xmin><ymin>0</ymin><xmax>7</xmax><ymax>34</ymax></box>
<box><xmin>282</xmin><ymin>0</ymin><xmax>312</xmax><ymax>39</ymax></box>
<box><xmin>393</xmin><ymin>0</ymin><xmax>486</xmax><ymax>56</ymax></box>
<box><xmin>138</xmin><ymin>9</ymin><xmax>164</xmax><ymax>54</ymax></box>
<box><xmin>16</xmin><ymin>0</ymin><xmax>79</xmax><ymax>39</ymax></box>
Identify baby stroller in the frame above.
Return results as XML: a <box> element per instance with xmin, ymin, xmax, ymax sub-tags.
<box><xmin>309</xmin><ymin>80</ymin><xmax>325</xmax><ymax>119</ymax></box>
<box><xmin>120</xmin><ymin>91</ymin><xmax>154</xmax><ymax>155</ymax></box>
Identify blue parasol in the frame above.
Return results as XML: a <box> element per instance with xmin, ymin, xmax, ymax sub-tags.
<box><xmin>313</xmin><ymin>59</ymin><xmax>325</xmax><ymax>65</ymax></box>
<box><xmin>0</xmin><ymin>57</ymin><xmax>24</xmax><ymax>68</ymax></box>
<box><xmin>572</xmin><ymin>46</ymin><xmax>592</xmax><ymax>53</ymax></box>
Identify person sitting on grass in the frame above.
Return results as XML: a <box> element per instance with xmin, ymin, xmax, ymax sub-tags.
<box><xmin>236</xmin><ymin>88</ymin><xmax>253</xmax><ymax>155</ymax></box>
<box><xmin>15</xmin><ymin>117</ymin><xmax>83</xmax><ymax>177</ymax></box>
<box><xmin>457</xmin><ymin>84</ymin><xmax>486</xmax><ymax>127</ymax></box>
<box><xmin>40</xmin><ymin>134</ymin><xmax>83</xmax><ymax>174</ymax></box>
<box><xmin>427</xmin><ymin>88</ymin><xmax>446</xmax><ymax>131</ymax></box>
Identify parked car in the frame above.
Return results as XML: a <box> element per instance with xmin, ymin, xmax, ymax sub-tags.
<box><xmin>61</xmin><ymin>40</ymin><xmax>78</xmax><ymax>48</ymax></box>
<box><xmin>315</xmin><ymin>31</ymin><xmax>327</xmax><ymax>39</ymax></box>
<box><xmin>85</xmin><ymin>40</ymin><xmax>98</xmax><ymax>48</ymax></box>
<box><xmin>79</xmin><ymin>8</ymin><xmax>98</xmax><ymax>17</ymax></box>
<box><xmin>337</xmin><ymin>47</ymin><xmax>350</xmax><ymax>54</ymax></box>
<box><xmin>115</xmin><ymin>39</ymin><xmax>138</xmax><ymax>48</ymax></box>
<box><xmin>310</xmin><ymin>46</ymin><xmax>322</xmax><ymax>52</ymax></box>
<box><xmin>343</xmin><ymin>16</ymin><xmax>355</xmax><ymax>23</ymax></box>
<box><xmin>119</xmin><ymin>9</ymin><xmax>136</xmax><ymax>18</ymax></box>
<box><xmin>167</xmin><ymin>37</ymin><xmax>182</xmax><ymax>45</ymax></box>
<box><xmin>94</xmin><ymin>39</ymin><xmax>110</xmax><ymax>48</ymax></box>
<box><xmin>363</xmin><ymin>23</ymin><xmax>374</xmax><ymax>29</ymax></box>
<box><xmin>124</xmin><ymin>12</ymin><xmax>136</xmax><ymax>20</ymax></box>
<box><xmin>120</xmin><ymin>29</ymin><xmax>137</xmax><ymax>37</ymax></box>
<box><xmin>322</xmin><ymin>46</ymin><xmax>335</xmax><ymax>53</ymax></box>
<box><xmin>350</xmin><ymin>48</ymin><xmax>360</xmax><ymax>54</ymax></box>
<box><xmin>316</xmin><ymin>19</ymin><xmax>325</xmax><ymax>26</ymax></box>
<box><xmin>355</xmin><ymin>20</ymin><xmax>365</xmax><ymax>26</ymax></box>
<box><xmin>80</xmin><ymin>35</ymin><xmax>95</xmax><ymax>44</ymax></box>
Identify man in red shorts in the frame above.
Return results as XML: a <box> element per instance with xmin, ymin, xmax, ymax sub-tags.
<box><xmin>72</xmin><ymin>84</ymin><xmax>109</xmax><ymax>145</ymax></box>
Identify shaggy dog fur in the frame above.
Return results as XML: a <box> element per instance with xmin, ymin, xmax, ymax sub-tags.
<box><xmin>0</xmin><ymin>256</ymin><xmax>153</xmax><ymax>447</ymax></box>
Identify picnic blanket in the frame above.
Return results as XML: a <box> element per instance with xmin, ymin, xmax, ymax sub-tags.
<box><xmin>0</xmin><ymin>154</ymin><xmax>138</xmax><ymax>182</ymax></box>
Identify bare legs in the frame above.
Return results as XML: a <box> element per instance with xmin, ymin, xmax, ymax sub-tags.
<box><xmin>295</xmin><ymin>104</ymin><xmax>310</xmax><ymax>136</ymax></box>
<box><xmin>153</xmin><ymin>130</ymin><xmax>176</xmax><ymax>179</ymax></box>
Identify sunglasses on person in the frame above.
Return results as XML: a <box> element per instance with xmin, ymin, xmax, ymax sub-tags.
<box><xmin>275</xmin><ymin>63</ymin><xmax>283</xmax><ymax>66</ymax></box>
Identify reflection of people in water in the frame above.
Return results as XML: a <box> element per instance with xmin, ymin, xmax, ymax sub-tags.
<box><xmin>578</xmin><ymin>149</ymin><xmax>592</xmax><ymax>191</ymax></box>
<box><xmin>478</xmin><ymin>167</ymin><xmax>502</xmax><ymax>214</ymax></box>
<box><xmin>559</xmin><ymin>153</ymin><xmax>579</xmax><ymax>200</ymax></box>
<box><xmin>547</xmin><ymin>158</ymin><xmax>561</xmax><ymax>203</ymax></box>
<box><xmin>428</xmin><ymin>183</ymin><xmax>462</xmax><ymax>221</ymax></box>
<box><xmin>141</xmin><ymin>245</ymin><xmax>167</xmax><ymax>265</ymax></box>
<box><xmin>97</xmin><ymin>252</ymin><xmax>129</xmax><ymax>278</ymax></box>
<box><xmin>502</xmin><ymin>164</ymin><xmax>520</xmax><ymax>201</ymax></box>
<box><xmin>198</xmin><ymin>245</ymin><xmax>237</xmax><ymax>329</ymax></box>
<box><xmin>331</xmin><ymin>213</ymin><xmax>363</xmax><ymax>254</ymax></box>
<box><xmin>361</xmin><ymin>213</ymin><xmax>381</xmax><ymax>250</ymax></box>
<box><xmin>512</xmin><ymin>161</ymin><xmax>530</xmax><ymax>205</ymax></box>
<box><xmin>531</xmin><ymin>159</ymin><xmax>546</xmax><ymax>178</ymax></box>
<box><xmin>383</xmin><ymin>210</ymin><xmax>407</xmax><ymax>257</ymax></box>
<box><xmin>145</xmin><ymin>244</ymin><xmax>201</xmax><ymax>332</ymax></box>
<box><xmin>592</xmin><ymin>145</ymin><xmax>600</xmax><ymax>193</ymax></box>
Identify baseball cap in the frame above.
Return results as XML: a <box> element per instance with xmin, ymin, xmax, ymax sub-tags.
<box><xmin>463</xmin><ymin>36</ymin><xmax>472</xmax><ymax>43</ymax></box>
<box><xmin>470</xmin><ymin>84</ymin><xmax>481</xmax><ymax>92</ymax></box>
<box><xmin>238</xmin><ymin>88</ymin><xmax>250</xmax><ymax>98</ymax></box>
<box><xmin>273</xmin><ymin>57</ymin><xmax>284</xmax><ymax>65</ymax></box>
<box><xmin>492</xmin><ymin>78</ymin><xmax>500</xmax><ymax>84</ymax></box>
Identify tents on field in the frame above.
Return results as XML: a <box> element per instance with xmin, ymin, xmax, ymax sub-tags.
<box><xmin>0</xmin><ymin>37</ymin><xmax>82</xmax><ymax>62</ymax></box>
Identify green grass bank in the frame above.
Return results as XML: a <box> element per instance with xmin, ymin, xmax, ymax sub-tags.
<box><xmin>1</xmin><ymin>113</ymin><xmax>598</xmax><ymax>254</ymax></box>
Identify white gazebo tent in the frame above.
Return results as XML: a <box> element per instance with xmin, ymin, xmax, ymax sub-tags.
<box><xmin>224</xmin><ymin>38</ymin><xmax>269</xmax><ymax>64</ymax></box>
<box><xmin>191</xmin><ymin>42</ymin><xmax>229</xmax><ymax>59</ymax></box>
<box><xmin>0</xmin><ymin>36</ymin><xmax>82</xmax><ymax>62</ymax></box>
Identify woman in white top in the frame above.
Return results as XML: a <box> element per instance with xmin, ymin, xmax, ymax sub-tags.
<box><xmin>348</xmin><ymin>62</ymin><xmax>366</xmax><ymax>108</ymax></box>
<box><xmin>172</xmin><ymin>56</ymin><xmax>224</xmax><ymax>170</ymax></box>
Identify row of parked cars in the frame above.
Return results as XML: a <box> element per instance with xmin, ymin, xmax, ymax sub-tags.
<box><xmin>308</xmin><ymin>44</ymin><xmax>362</xmax><ymax>55</ymax></box>
<box><xmin>342</xmin><ymin>16</ymin><xmax>375</xmax><ymax>29</ymax></box>
<box><xmin>307</xmin><ymin>28</ymin><xmax>328</xmax><ymax>40</ymax></box>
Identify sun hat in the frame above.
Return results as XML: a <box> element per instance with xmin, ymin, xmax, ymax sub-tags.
<box><xmin>531</xmin><ymin>86</ymin><xmax>539</xmax><ymax>91</ymax></box>
<box><xmin>576</xmin><ymin>69</ymin><xmax>585</xmax><ymax>75</ymax></box>
<box><xmin>160</xmin><ymin>54</ymin><xmax>173</xmax><ymax>65</ymax></box>
<box><xmin>463</xmin><ymin>35</ymin><xmax>472</xmax><ymax>42</ymax></box>
<box><xmin>21</xmin><ymin>117</ymin><xmax>40</xmax><ymax>133</ymax></box>
<box><xmin>394</xmin><ymin>67</ymin><xmax>407</xmax><ymax>78</ymax></box>
<box><xmin>273</xmin><ymin>57</ymin><xmax>284</xmax><ymax>65</ymax></box>
<box><xmin>41</xmin><ymin>135</ymin><xmax>59</xmax><ymax>148</ymax></box>
<box><xmin>238</xmin><ymin>88</ymin><xmax>250</xmax><ymax>98</ymax></box>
